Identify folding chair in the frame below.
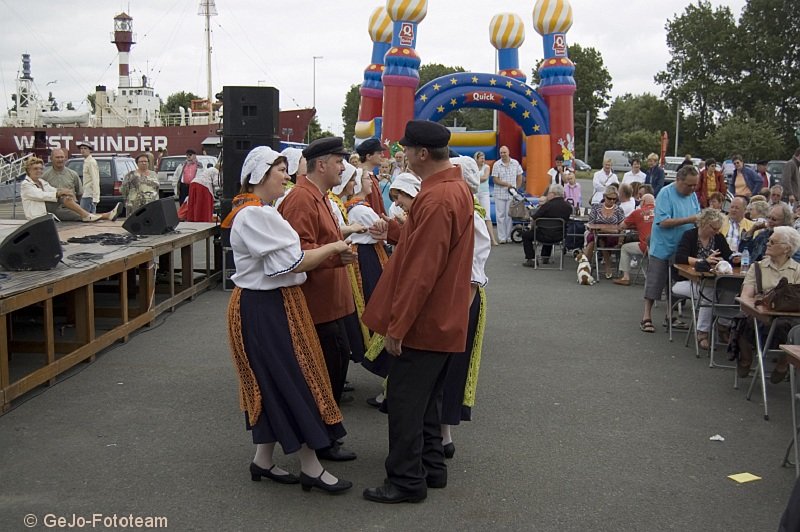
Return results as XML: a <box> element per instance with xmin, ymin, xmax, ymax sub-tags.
<box><xmin>667</xmin><ymin>260</ymin><xmax>690</xmax><ymax>342</ymax></box>
<box><xmin>781</xmin><ymin>325</ymin><xmax>800</xmax><ymax>473</ymax></box>
<box><xmin>532</xmin><ymin>217</ymin><xmax>566</xmax><ymax>270</ymax></box>
<box><xmin>708</xmin><ymin>275</ymin><xmax>744</xmax><ymax>370</ymax></box>
<box><xmin>631</xmin><ymin>248</ymin><xmax>649</xmax><ymax>285</ymax></box>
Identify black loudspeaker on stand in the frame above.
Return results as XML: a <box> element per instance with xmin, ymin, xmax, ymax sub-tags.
<box><xmin>123</xmin><ymin>198</ymin><xmax>179</xmax><ymax>235</ymax></box>
<box><xmin>0</xmin><ymin>214</ymin><xmax>63</xmax><ymax>271</ymax></box>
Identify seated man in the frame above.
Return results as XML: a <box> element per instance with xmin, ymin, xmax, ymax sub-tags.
<box><xmin>522</xmin><ymin>183</ymin><xmax>572</xmax><ymax>267</ymax></box>
<box><xmin>42</xmin><ymin>148</ymin><xmax>84</xmax><ymax>221</ymax></box>
<box><xmin>614</xmin><ymin>193</ymin><xmax>655</xmax><ymax>285</ymax></box>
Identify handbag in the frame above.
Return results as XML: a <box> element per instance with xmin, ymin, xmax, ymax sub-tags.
<box><xmin>755</xmin><ymin>262</ymin><xmax>800</xmax><ymax>312</ymax></box>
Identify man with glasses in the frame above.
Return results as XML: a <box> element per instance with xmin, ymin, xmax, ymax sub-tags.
<box><xmin>638</xmin><ymin>166</ymin><xmax>700</xmax><ymax>333</ymax></box>
<box><xmin>740</xmin><ymin>203</ymin><xmax>800</xmax><ymax>262</ymax></box>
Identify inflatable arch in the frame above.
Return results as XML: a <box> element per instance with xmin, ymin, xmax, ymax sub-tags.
<box><xmin>414</xmin><ymin>72</ymin><xmax>551</xmax><ymax>193</ymax></box>
<box><xmin>354</xmin><ymin>0</ymin><xmax>576</xmax><ymax>196</ymax></box>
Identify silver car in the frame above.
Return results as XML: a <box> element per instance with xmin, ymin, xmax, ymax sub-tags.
<box><xmin>157</xmin><ymin>155</ymin><xmax>217</xmax><ymax>197</ymax></box>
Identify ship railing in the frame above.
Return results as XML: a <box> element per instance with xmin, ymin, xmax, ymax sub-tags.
<box><xmin>0</xmin><ymin>153</ymin><xmax>31</xmax><ymax>184</ymax></box>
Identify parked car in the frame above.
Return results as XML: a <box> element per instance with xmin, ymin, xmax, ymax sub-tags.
<box><xmin>63</xmin><ymin>155</ymin><xmax>136</xmax><ymax>215</ymax></box>
<box><xmin>156</xmin><ymin>155</ymin><xmax>217</xmax><ymax>197</ymax></box>
<box><xmin>602</xmin><ymin>150</ymin><xmax>632</xmax><ymax>173</ymax></box>
<box><xmin>573</xmin><ymin>158</ymin><xmax>591</xmax><ymax>172</ymax></box>
<box><xmin>663</xmin><ymin>156</ymin><xmax>702</xmax><ymax>182</ymax></box>
<box><xmin>768</xmin><ymin>160</ymin><xmax>786</xmax><ymax>186</ymax></box>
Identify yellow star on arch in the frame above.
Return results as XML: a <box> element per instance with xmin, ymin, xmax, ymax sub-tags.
<box><xmin>489</xmin><ymin>78</ymin><xmax>497</xmax><ymax>86</ymax></box>
<box><xmin>436</xmin><ymin>105</ymin><xmax>445</xmax><ymax>113</ymax></box>
<box><xmin>522</xmin><ymin>110</ymin><xmax>530</xmax><ymax>119</ymax></box>
<box><xmin>420</xmin><ymin>94</ymin><xmax>428</xmax><ymax>102</ymax></box>
<box><xmin>525</xmin><ymin>89</ymin><xmax>533</xmax><ymax>96</ymax></box>
<box><xmin>509</xmin><ymin>101</ymin><xmax>517</xmax><ymax>109</ymax></box>
<box><xmin>471</xmin><ymin>76</ymin><xmax>479</xmax><ymax>83</ymax></box>
<box><xmin>505</xmin><ymin>81</ymin><xmax>513</xmax><ymax>88</ymax></box>
<box><xmin>533</xmin><ymin>124</ymin><xmax>541</xmax><ymax>132</ymax></box>
<box><xmin>433</xmin><ymin>83</ymin><xmax>441</xmax><ymax>91</ymax></box>
<box><xmin>450</xmin><ymin>77</ymin><xmax>458</xmax><ymax>85</ymax></box>
<box><xmin>450</xmin><ymin>98</ymin><xmax>458</xmax><ymax>106</ymax></box>
<box><xmin>531</xmin><ymin>99</ymin><xmax>538</xmax><ymax>106</ymax></box>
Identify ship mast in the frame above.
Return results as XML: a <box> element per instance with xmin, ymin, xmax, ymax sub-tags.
<box><xmin>198</xmin><ymin>0</ymin><xmax>217</xmax><ymax>124</ymax></box>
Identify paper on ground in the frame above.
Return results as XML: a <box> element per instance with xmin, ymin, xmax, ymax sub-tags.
<box><xmin>728</xmin><ymin>473</ymin><xmax>761</xmax><ymax>483</ymax></box>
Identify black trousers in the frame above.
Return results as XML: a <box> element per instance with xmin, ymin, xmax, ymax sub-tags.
<box><xmin>521</xmin><ymin>228</ymin><xmax>559</xmax><ymax>259</ymax></box>
<box><xmin>178</xmin><ymin>181</ymin><xmax>189</xmax><ymax>204</ymax></box>
<box><xmin>314</xmin><ymin>318</ymin><xmax>351</xmax><ymax>404</ymax></box>
<box><xmin>385</xmin><ymin>347</ymin><xmax>452</xmax><ymax>494</ymax></box>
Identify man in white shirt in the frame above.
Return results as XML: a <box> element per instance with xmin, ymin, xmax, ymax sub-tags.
<box><xmin>391</xmin><ymin>149</ymin><xmax>405</xmax><ymax>179</ymax></box>
<box><xmin>78</xmin><ymin>141</ymin><xmax>100</xmax><ymax>213</ymax></box>
<box><xmin>491</xmin><ymin>145</ymin><xmax>523</xmax><ymax>243</ymax></box>
<box><xmin>622</xmin><ymin>158</ymin><xmax>646</xmax><ymax>185</ymax></box>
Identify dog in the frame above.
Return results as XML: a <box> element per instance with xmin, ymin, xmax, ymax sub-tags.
<box><xmin>573</xmin><ymin>249</ymin><xmax>596</xmax><ymax>285</ymax></box>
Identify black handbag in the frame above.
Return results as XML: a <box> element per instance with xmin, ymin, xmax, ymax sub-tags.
<box><xmin>755</xmin><ymin>262</ymin><xmax>800</xmax><ymax>312</ymax></box>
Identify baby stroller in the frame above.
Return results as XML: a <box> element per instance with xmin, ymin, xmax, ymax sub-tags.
<box><xmin>508</xmin><ymin>187</ymin><xmax>538</xmax><ymax>243</ymax></box>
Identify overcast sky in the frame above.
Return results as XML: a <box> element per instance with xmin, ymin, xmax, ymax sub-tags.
<box><xmin>0</xmin><ymin>0</ymin><xmax>747</xmax><ymax>135</ymax></box>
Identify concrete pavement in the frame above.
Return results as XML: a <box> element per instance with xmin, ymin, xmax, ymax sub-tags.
<box><xmin>0</xmin><ymin>243</ymin><xmax>796</xmax><ymax>531</ymax></box>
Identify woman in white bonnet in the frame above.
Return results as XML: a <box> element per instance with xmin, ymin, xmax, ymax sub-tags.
<box><xmin>225</xmin><ymin>146</ymin><xmax>354</xmax><ymax>494</ymax></box>
<box><xmin>439</xmin><ymin>156</ymin><xmax>491</xmax><ymax>458</ymax></box>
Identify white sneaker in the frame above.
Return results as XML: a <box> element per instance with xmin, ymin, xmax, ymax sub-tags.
<box><xmin>109</xmin><ymin>202</ymin><xmax>122</xmax><ymax>221</ymax></box>
<box><xmin>82</xmin><ymin>214</ymin><xmax>102</xmax><ymax>222</ymax></box>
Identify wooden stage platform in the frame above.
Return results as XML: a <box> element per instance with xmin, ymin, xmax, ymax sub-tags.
<box><xmin>0</xmin><ymin>220</ymin><xmax>221</xmax><ymax>412</ymax></box>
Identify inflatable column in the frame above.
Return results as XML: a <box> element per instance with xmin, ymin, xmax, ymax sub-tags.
<box><xmin>489</xmin><ymin>14</ymin><xmax>526</xmax><ymax>165</ymax></box>
<box><xmin>533</xmin><ymin>0</ymin><xmax>576</xmax><ymax>169</ymax></box>
<box><xmin>357</xmin><ymin>8</ymin><xmax>392</xmax><ymax>126</ymax></box>
<box><xmin>381</xmin><ymin>0</ymin><xmax>427</xmax><ymax>147</ymax></box>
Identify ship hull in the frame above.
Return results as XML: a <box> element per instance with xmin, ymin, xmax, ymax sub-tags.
<box><xmin>0</xmin><ymin>125</ymin><xmax>219</xmax><ymax>156</ymax></box>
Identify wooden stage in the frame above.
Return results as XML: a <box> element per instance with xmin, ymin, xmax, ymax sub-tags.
<box><xmin>0</xmin><ymin>220</ymin><xmax>221</xmax><ymax>412</ymax></box>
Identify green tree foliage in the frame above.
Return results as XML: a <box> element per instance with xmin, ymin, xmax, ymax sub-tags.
<box><xmin>595</xmin><ymin>93</ymin><xmax>673</xmax><ymax>165</ymax></box>
<box><xmin>655</xmin><ymin>2</ymin><xmax>739</xmax><ymax>148</ymax></box>
<box><xmin>341</xmin><ymin>84</ymin><xmax>361</xmax><ymax>148</ymax></box>
<box><xmin>86</xmin><ymin>93</ymin><xmax>96</xmax><ymax>113</ymax></box>
<box><xmin>306</xmin><ymin>116</ymin><xmax>334</xmax><ymax>143</ymax></box>
<box><xmin>737</xmin><ymin>0</ymin><xmax>800</xmax><ymax>153</ymax></box>
<box><xmin>532</xmin><ymin>43</ymin><xmax>613</xmax><ymax>163</ymax></box>
<box><xmin>162</xmin><ymin>91</ymin><xmax>200</xmax><ymax>115</ymax></box>
<box><xmin>700</xmin><ymin>116</ymin><xmax>784</xmax><ymax>161</ymax></box>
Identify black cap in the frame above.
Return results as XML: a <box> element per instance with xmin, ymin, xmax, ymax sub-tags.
<box><xmin>399</xmin><ymin>120</ymin><xmax>451</xmax><ymax>149</ymax></box>
<box><xmin>355</xmin><ymin>138</ymin><xmax>387</xmax><ymax>157</ymax></box>
<box><xmin>302</xmin><ymin>137</ymin><xmax>350</xmax><ymax>160</ymax></box>
<box><xmin>756</xmin><ymin>159</ymin><xmax>769</xmax><ymax>165</ymax></box>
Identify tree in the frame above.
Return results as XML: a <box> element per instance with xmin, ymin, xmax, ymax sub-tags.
<box><xmin>162</xmin><ymin>91</ymin><xmax>200</xmax><ymax>115</ymax></box>
<box><xmin>700</xmin><ymin>115</ymin><xmax>784</xmax><ymax>161</ymax></box>
<box><xmin>654</xmin><ymin>1</ymin><xmax>738</xmax><ymax>144</ymax></box>
<box><xmin>595</xmin><ymin>93</ymin><xmax>674</xmax><ymax>163</ymax></box>
<box><xmin>306</xmin><ymin>116</ymin><xmax>334</xmax><ymax>143</ymax></box>
<box><xmin>86</xmin><ymin>93</ymin><xmax>96</xmax><ymax>113</ymax></box>
<box><xmin>341</xmin><ymin>84</ymin><xmax>361</xmax><ymax>148</ymax></box>
<box><xmin>737</xmin><ymin>0</ymin><xmax>800</xmax><ymax>154</ymax></box>
<box><xmin>532</xmin><ymin>43</ymin><xmax>613</xmax><ymax>163</ymax></box>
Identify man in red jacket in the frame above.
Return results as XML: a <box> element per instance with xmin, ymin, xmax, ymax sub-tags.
<box><xmin>362</xmin><ymin>120</ymin><xmax>475</xmax><ymax>503</ymax></box>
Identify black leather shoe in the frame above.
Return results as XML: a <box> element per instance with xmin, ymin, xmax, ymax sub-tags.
<box><xmin>300</xmin><ymin>470</ymin><xmax>352</xmax><ymax>494</ymax></box>
<box><xmin>426</xmin><ymin>475</ymin><xmax>447</xmax><ymax>489</ymax></box>
<box><xmin>249</xmin><ymin>463</ymin><xmax>299</xmax><ymax>484</ymax></box>
<box><xmin>343</xmin><ymin>381</ymin><xmax>355</xmax><ymax>392</ymax></box>
<box><xmin>443</xmin><ymin>442</ymin><xmax>455</xmax><ymax>459</ymax></box>
<box><xmin>317</xmin><ymin>444</ymin><xmax>357</xmax><ymax>462</ymax></box>
<box><xmin>363</xmin><ymin>483</ymin><xmax>426</xmax><ymax>504</ymax></box>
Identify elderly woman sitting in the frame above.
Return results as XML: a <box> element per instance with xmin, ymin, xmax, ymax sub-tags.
<box><xmin>584</xmin><ymin>185</ymin><xmax>625</xmax><ymax>279</ymax></box>
<box><xmin>673</xmin><ymin>208</ymin><xmax>733</xmax><ymax>349</ymax></box>
<box><xmin>738</xmin><ymin>226</ymin><xmax>800</xmax><ymax>382</ymax></box>
<box><xmin>740</xmin><ymin>203</ymin><xmax>797</xmax><ymax>262</ymax></box>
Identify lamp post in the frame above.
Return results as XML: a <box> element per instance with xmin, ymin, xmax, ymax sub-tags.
<box><xmin>674</xmin><ymin>64</ymin><xmax>682</xmax><ymax>157</ymax></box>
<box><xmin>312</xmin><ymin>56</ymin><xmax>324</xmax><ymax>109</ymax></box>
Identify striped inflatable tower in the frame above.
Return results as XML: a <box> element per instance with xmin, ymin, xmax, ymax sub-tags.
<box><xmin>489</xmin><ymin>13</ymin><xmax>526</xmax><ymax>164</ymax></box>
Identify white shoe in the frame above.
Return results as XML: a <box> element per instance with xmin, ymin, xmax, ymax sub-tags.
<box><xmin>109</xmin><ymin>202</ymin><xmax>122</xmax><ymax>221</ymax></box>
<box><xmin>82</xmin><ymin>214</ymin><xmax>101</xmax><ymax>222</ymax></box>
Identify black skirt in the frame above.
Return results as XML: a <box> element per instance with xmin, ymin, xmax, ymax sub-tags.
<box><xmin>440</xmin><ymin>289</ymin><xmax>482</xmax><ymax>425</ymax></box>
<box><xmin>358</xmin><ymin>243</ymin><xmax>384</xmax><ymax>304</ymax></box>
<box><xmin>343</xmin><ymin>311</ymin><xmax>366</xmax><ymax>362</ymax></box>
<box><xmin>238</xmin><ymin>288</ymin><xmax>345</xmax><ymax>452</ymax></box>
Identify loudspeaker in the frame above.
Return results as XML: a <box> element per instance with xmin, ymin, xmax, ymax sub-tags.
<box><xmin>123</xmin><ymin>198</ymin><xmax>179</xmax><ymax>235</ymax></box>
<box><xmin>220</xmin><ymin>134</ymin><xmax>280</xmax><ymax>202</ymax></box>
<box><xmin>222</xmin><ymin>86</ymin><xmax>279</xmax><ymax>137</ymax></box>
<box><xmin>0</xmin><ymin>214</ymin><xmax>62</xmax><ymax>271</ymax></box>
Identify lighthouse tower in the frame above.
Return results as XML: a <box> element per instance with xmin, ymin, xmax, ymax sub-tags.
<box><xmin>111</xmin><ymin>13</ymin><xmax>135</xmax><ymax>89</ymax></box>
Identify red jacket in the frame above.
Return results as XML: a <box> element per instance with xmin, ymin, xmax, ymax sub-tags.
<box><xmin>696</xmin><ymin>169</ymin><xmax>727</xmax><ymax>208</ymax></box>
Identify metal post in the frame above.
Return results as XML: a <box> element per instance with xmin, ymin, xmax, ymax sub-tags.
<box><xmin>674</xmin><ymin>102</ymin><xmax>680</xmax><ymax>157</ymax></box>
<box><xmin>584</xmin><ymin>110</ymin><xmax>590</xmax><ymax>163</ymax></box>
<box><xmin>312</xmin><ymin>56</ymin><xmax>323</xmax><ymax>109</ymax></box>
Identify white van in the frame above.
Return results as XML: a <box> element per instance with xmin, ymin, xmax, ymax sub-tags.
<box><xmin>602</xmin><ymin>150</ymin><xmax>632</xmax><ymax>173</ymax></box>
<box><xmin>663</xmin><ymin>156</ymin><xmax>702</xmax><ymax>181</ymax></box>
